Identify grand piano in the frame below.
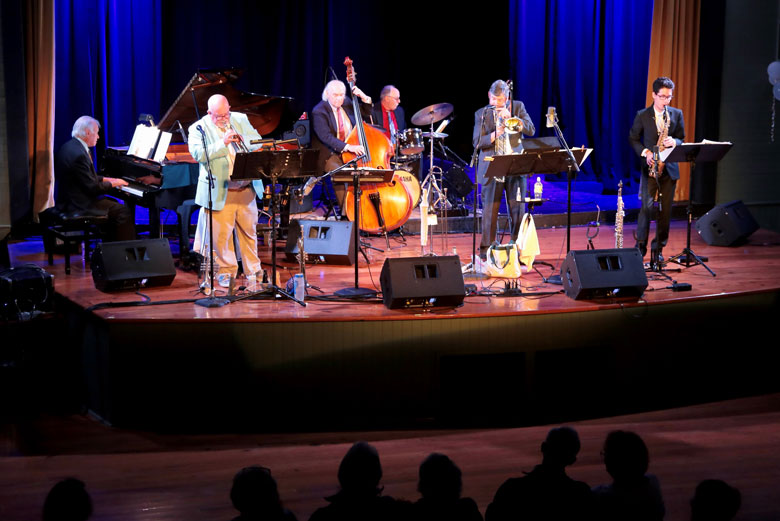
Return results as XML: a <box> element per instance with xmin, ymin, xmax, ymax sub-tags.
<box><xmin>103</xmin><ymin>68</ymin><xmax>294</xmax><ymax>258</ymax></box>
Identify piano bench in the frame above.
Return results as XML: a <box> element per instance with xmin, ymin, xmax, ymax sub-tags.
<box><xmin>41</xmin><ymin>209</ymin><xmax>108</xmax><ymax>275</ymax></box>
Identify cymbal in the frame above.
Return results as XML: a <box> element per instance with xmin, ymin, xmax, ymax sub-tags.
<box><xmin>422</xmin><ymin>132</ymin><xmax>448</xmax><ymax>139</ymax></box>
<box><xmin>411</xmin><ymin>103</ymin><xmax>454</xmax><ymax>126</ymax></box>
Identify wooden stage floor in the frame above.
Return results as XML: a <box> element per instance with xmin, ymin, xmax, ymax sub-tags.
<box><xmin>11</xmin><ymin>220</ymin><xmax>780</xmax><ymax>322</ymax></box>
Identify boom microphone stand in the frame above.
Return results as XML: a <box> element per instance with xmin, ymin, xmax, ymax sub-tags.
<box><xmin>194</xmin><ymin>125</ymin><xmax>230</xmax><ymax>308</ymax></box>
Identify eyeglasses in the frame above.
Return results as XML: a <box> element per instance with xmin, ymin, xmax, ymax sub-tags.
<box><xmin>210</xmin><ymin>110</ymin><xmax>231</xmax><ymax>119</ymax></box>
<box><xmin>655</xmin><ymin>94</ymin><xmax>673</xmax><ymax>100</ymax></box>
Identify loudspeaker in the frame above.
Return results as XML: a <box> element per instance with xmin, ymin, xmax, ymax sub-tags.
<box><xmin>285</xmin><ymin>219</ymin><xmax>355</xmax><ymax>265</ymax></box>
<box><xmin>695</xmin><ymin>200</ymin><xmax>759</xmax><ymax>246</ymax></box>
<box><xmin>91</xmin><ymin>238</ymin><xmax>176</xmax><ymax>291</ymax></box>
<box><xmin>379</xmin><ymin>255</ymin><xmax>466</xmax><ymax>309</ymax></box>
<box><xmin>443</xmin><ymin>165</ymin><xmax>474</xmax><ymax>199</ymax></box>
<box><xmin>283</xmin><ymin>120</ymin><xmax>311</xmax><ymax>147</ymax></box>
<box><xmin>560</xmin><ymin>248</ymin><xmax>647</xmax><ymax>300</ymax></box>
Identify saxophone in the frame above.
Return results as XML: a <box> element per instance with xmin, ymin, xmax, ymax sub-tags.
<box><xmin>649</xmin><ymin>108</ymin><xmax>669</xmax><ymax>178</ymax></box>
<box><xmin>615</xmin><ymin>181</ymin><xmax>624</xmax><ymax>248</ymax></box>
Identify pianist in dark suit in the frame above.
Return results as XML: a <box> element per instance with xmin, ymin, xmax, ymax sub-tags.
<box><xmin>54</xmin><ymin>115</ymin><xmax>136</xmax><ymax>241</ymax></box>
<box><xmin>188</xmin><ymin>94</ymin><xmax>264</xmax><ymax>288</ymax></box>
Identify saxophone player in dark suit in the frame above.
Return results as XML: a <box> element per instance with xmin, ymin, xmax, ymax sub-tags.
<box><xmin>629</xmin><ymin>76</ymin><xmax>685</xmax><ymax>263</ymax></box>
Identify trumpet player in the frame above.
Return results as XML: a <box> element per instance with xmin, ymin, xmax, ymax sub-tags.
<box><xmin>473</xmin><ymin>79</ymin><xmax>535</xmax><ymax>259</ymax></box>
<box><xmin>188</xmin><ymin>94</ymin><xmax>264</xmax><ymax>288</ymax></box>
<box><xmin>629</xmin><ymin>76</ymin><xmax>685</xmax><ymax>265</ymax></box>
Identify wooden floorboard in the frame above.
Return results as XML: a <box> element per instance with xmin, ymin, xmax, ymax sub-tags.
<box><xmin>8</xmin><ymin>221</ymin><xmax>780</xmax><ymax>322</ymax></box>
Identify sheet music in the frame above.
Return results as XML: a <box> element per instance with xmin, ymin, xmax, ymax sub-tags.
<box><xmin>127</xmin><ymin>124</ymin><xmax>172</xmax><ymax>162</ymax></box>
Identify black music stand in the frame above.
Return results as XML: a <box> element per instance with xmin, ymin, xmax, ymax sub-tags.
<box><xmin>232</xmin><ymin>148</ymin><xmax>319</xmax><ymax>306</ymax></box>
<box><xmin>665</xmin><ymin>141</ymin><xmax>733</xmax><ymax>276</ymax></box>
<box><xmin>486</xmin><ymin>148</ymin><xmax>591</xmax><ymax>243</ymax></box>
<box><xmin>332</xmin><ymin>166</ymin><xmax>394</xmax><ymax>298</ymax></box>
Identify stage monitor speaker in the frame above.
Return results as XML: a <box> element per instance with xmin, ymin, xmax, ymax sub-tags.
<box><xmin>285</xmin><ymin>219</ymin><xmax>355</xmax><ymax>265</ymax></box>
<box><xmin>379</xmin><ymin>255</ymin><xmax>466</xmax><ymax>309</ymax></box>
<box><xmin>91</xmin><ymin>238</ymin><xmax>176</xmax><ymax>291</ymax></box>
<box><xmin>443</xmin><ymin>165</ymin><xmax>474</xmax><ymax>199</ymax></box>
<box><xmin>695</xmin><ymin>200</ymin><xmax>759</xmax><ymax>246</ymax></box>
<box><xmin>283</xmin><ymin>120</ymin><xmax>311</xmax><ymax>147</ymax></box>
<box><xmin>560</xmin><ymin>248</ymin><xmax>647</xmax><ymax>300</ymax></box>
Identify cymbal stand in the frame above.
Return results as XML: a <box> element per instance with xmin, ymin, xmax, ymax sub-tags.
<box><xmin>420</xmin><ymin>127</ymin><xmax>449</xmax><ymax>255</ymax></box>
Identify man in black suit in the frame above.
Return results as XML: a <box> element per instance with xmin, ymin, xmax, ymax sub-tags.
<box><xmin>312</xmin><ymin>79</ymin><xmax>372</xmax><ymax>213</ymax></box>
<box><xmin>55</xmin><ymin>116</ymin><xmax>135</xmax><ymax>241</ymax></box>
<box><xmin>473</xmin><ymin>80</ymin><xmax>535</xmax><ymax>258</ymax></box>
<box><xmin>629</xmin><ymin>76</ymin><xmax>685</xmax><ymax>263</ymax></box>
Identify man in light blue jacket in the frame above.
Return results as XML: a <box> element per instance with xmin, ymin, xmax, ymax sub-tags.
<box><xmin>189</xmin><ymin>94</ymin><xmax>264</xmax><ymax>287</ymax></box>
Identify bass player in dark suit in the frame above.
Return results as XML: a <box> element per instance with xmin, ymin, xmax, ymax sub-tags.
<box><xmin>311</xmin><ymin>79</ymin><xmax>372</xmax><ymax>213</ymax></box>
<box><xmin>54</xmin><ymin>116</ymin><xmax>135</xmax><ymax>241</ymax></box>
<box><xmin>629</xmin><ymin>76</ymin><xmax>685</xmax><ymax>264</ymax></box>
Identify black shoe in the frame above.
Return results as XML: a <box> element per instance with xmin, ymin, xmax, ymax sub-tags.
<box><xmin>635</xmin><ymin>243</ymin><xmax>647</xmax><ymax>257</ymax></box>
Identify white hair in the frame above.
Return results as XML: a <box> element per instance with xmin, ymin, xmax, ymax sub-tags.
<box><xmin>322</xmin><ymin>80</ymin><xmax>346</xmax><ymax>101</ymax></box>
<box><xmin>71</xmin><ymin>116</ymin><xmax>100</xmax><ymax>139</ymax></box>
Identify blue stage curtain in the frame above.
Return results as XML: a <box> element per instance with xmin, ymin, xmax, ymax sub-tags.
<box><xmin>510</xmin><ymin>0</ymin><xmax>654</xmax><ymax>193</ymax></box>
<box><xmin>54</xmin><ymin>0</ymin><xmax>162</xmax><ymax>154</ymax></box>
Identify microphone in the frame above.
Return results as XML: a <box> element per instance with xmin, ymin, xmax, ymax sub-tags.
<box><xmin>302</xmin><ymin>175</ymin><xmax>320</xmax><ymax>196</ymax></box>
<box><xmin>197</xmin><ymin>125</ymin><xmax>205</xmax><ymax>135</ymax></box>
<box><xmin>546</xmin><ymin>107</ymin><xmax>557</xmax><ymax>128</ymax></box>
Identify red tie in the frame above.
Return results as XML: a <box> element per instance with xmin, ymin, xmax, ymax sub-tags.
<box><xmin>337</xmin><ymin>109</ymin><xmax>346</xmax><ymax>141</ymax></box>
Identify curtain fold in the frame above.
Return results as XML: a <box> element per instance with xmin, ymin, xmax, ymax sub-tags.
<box><xmin>647</xmin><ymin>0</ymin><xmax>700</xmax><ymax>201</ymax></box>
<box><xmin>26</xmin><ymin>0</ymin><xmax>56</xmax><ymax>218</ymax></box>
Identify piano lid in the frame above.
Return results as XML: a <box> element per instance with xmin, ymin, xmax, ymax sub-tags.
<box><xmin>157</xmin><ymin>68</ymin><xmax>293</xmax><ymax>137</ymax></box>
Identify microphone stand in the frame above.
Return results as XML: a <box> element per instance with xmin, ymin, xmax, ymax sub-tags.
<box><xmin>545</xmin><ymin>110</ymin><xmax>580</xmax><ymax>285</ymax></box>
<box><xmin>194</xmin><ymin>125</ymin><xmax>230</xmax><ymax>308</ymax></box>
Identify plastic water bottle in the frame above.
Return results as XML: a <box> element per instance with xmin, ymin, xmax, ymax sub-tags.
<box><xmin>293</xmin><ymin>273</ymin><xmax>305</xmax><ymax>301</ymax></box>
<box><xmin>533</xmin><ymin>177</ymin><xmax>543</xmax><ymax>199</ymax></box>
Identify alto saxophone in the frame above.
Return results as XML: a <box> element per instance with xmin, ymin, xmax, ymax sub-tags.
<box><xmin>615</xmin><ymin>181</ymin><xmax>624</xmax><ymax>248</ymax></box>
<box><xmin>649</xmin><ymin>108</ymin><xmax>669</xmax><ymax>178</ymax></box>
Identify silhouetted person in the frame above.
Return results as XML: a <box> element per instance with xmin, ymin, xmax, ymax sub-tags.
<box><xmin>690</xmin><ymin>479</ymin><xmax>741</xmax><ymax>521</ymax></box>
<box><xmin>230</xmin><ymin>466</ymin><xmax>297</xmax><ymax>521</ymax></box>
<box><xmin>411</xmin><ymin>453</ymin><xmax>483</xmax><ymax>521</ymax></box>
<box><xmin>42</xmin><ymin>478</ymin><xmax>92</xmax><ymax>521</ymax></box>
<box><xmin>309</xmin><ymin>441</ymin><xmax>403</xmax><ymax>521</ymax></box>
<box><xmin>485</xmin><ymin>426</ymin><xmax>593</xmax><ymax>521</ymax></box>
<box><xmin>592</xmin><ymin>430</ymin><xmax>664</xmax><ymax>521</ymax></box>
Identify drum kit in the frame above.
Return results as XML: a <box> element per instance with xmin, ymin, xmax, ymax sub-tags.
<box><xmin>388</xmin><ymin>102</ymin><xmax>454</xmax><ymax>211</ymax></box>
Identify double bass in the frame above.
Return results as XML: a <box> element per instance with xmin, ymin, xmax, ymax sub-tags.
<box><xmin>341</xmin><ymin>57</ymin><xmax>413</xmax><ymax>234</ymax></box>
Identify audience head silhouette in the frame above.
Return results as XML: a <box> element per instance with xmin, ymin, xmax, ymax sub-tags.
<box><xmin>230</xmin><ymin>466</ymin><xmax>284</xmax><ymax>518</ymax></box>
<box><xmin>417</xmin><ymin>452</ymin><xmax>462</xmax><ymax>502</ymax></box>
<box><xmin>337</xmin><ymin>441</ymin><xmax>383</xmax><ymax>496</ymax></box>
<box><xmin>690</xmin><ymin>479</ymin><xmax>741</xmax><ymax>521</ymax></box>
<box><xmin>42</xmin><ymin>478</ymin><xmax>93</xmax><ymax>521</ymax></box>
<box><xmin>541</xmin><ymin>426</ymin><xmax>581</xmax><ymax>468</ymax></box>
<box><xmin>602</xmin><ymin>430</ymin><xmax>650</xmax><ymax>482</ymax></box>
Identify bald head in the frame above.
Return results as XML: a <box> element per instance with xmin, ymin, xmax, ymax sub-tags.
<box><xmin>380</xmin><ymin>85</ymin><xmax>400</xmax><ymax>111</ymax></box>
<box><xmin>208</xmin><ymin>95</ymin><xmax>231</xmax><ymax>127</ymax></box>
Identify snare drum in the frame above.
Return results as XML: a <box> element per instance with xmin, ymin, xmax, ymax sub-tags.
<box><xmin>395</xmin><ymin>170</ymin><xmax>422</xmax><ymax>208</ymax></box>
<box><xmin>398</xmin><ymin>128</ymin><xmax>424</xmax><ymax>156</ymax></box>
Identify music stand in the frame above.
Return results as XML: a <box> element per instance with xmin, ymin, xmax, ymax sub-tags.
<box><xmin>332</xmin><ymin>166</ymin><xmax>394</xmax><ymax>298</ymax></box>
<box><xmin>485</xmin><ymin>147</ymin><xmax>592</xmax><ymax>247</ymax></box>
<box><xmin>232</xmin><ymin>148</ymin><xmax>319</xmax><ymax>305</ymax></box>
<box><xmin>665</xmin><ymin>141</ymin><xmax>733</xmax><ymax>276</ymax></box>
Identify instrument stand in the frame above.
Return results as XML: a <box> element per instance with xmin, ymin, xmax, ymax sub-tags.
<box><xmin>335</xmin><ymin>165</ymin><xmax>384</xmax><ymax>298</ymax></box>
<box><xmin>665</xmin><ymin>142</ymin><xmax>731</xmax><ymax>276</ymax></box>
<box><xmin>194</xmin><ymin>127</ymin><xmax>230</xmax><ymax>308</ymax></box>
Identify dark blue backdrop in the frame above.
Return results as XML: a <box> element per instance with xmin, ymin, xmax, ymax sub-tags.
<box><xmin>54</xmin><ymin>0</ymin><xmax>653</xmax><ymax>194</ymax></box>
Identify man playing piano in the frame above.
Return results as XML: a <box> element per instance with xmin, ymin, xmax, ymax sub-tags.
<box><xmin>55</xmin><ymin>116</ymin><xmax>136</xmax><ymax>241</ymax></box>
<box><xmin>188</xmin><ymin>94</ymin><xmax>264</xmax><ymax>288</ymax></box>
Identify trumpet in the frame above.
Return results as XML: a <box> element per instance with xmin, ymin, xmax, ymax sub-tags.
<box><xmin>224</xmin><ymin>122</ymin><xmax>250</xmax><ymax>154</ymax></box>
